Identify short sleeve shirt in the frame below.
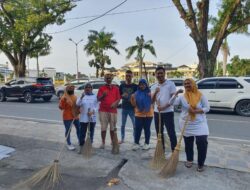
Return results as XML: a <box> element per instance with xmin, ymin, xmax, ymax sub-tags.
<box><xmin>119</xmin><ymin>83</ymin><xmax>138</xmax><ymax>110</ymax></box>
<box><xmin>97</xmin><ymin>85</ymin><xmax>121</xmax><ymax>113</ymax></box>
<box><xmin>151</xmin><ymin>80</ymin><xmax>176</xmax><ymax>113</ymax></box>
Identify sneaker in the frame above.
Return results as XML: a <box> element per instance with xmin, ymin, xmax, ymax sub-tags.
<box><xmin>78</xmin><ymin>146</ymin><xmax>82</xmax><ymax>154</ymax></box>
<box><xmin>132</xmin><ymin>144</ymin><xmax>140</xmax><ymax>151</ymax></box>
<box><xmin>67</xmin><ymin>144</ymin><xmax>75</xmax><ymax>151</ymax></box>
<box><xmin>99</xmin><ymin>144</ymin><xmax>105</xmax><ymax>149</ymax></box>
<box><xmin>119</xmin><ymin>140</ymin><xmax>124</xmax><ymax>144</ymax></box>
<box><xmin>197</xmin><ymin>165</ymin><xmax>205</xmax><ymax>172</ymax></box>
<box><xmin>142</xmin><ymin>143</ymin><xmax>150</xmax><ymax>150</ymax></box>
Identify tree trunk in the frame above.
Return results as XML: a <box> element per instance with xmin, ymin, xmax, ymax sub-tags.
<box><xmin>222</xmin><ymin>50</ymin><xmax>228</xmax><ymax>76</ymax></box>
<box><xmin>36</xmin><ymin>56</ymin><xmax>40</xmax><ymax>77</ymax></box>
<box><xmin>139</xmin><ymin>59</ymin><xmax>142</xmax><ymax>79</ymax></box>
<box><xmin>198</xmin><ymin>52</ymin><xmax>216</xmax><ymax>78</ymax></box>
<box><xmin>96</xmin><ymin>68</ymin><xmax>99</xmax><ymax>78</ymax></box>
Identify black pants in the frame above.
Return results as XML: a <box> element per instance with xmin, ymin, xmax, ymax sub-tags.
<box><xmin>79</xmin><ymin>122</ymin><xmax>96</xmax><ymax>146</ymax></box>
<box><xmin>154</xmin><ymin>112</ymin><xmax>177</xmax><ymax>151</ymax></box>
<box><xmin>184</xmin><ymin>135</ymin><xmax>208</xmax><ymax>167</ymax></box>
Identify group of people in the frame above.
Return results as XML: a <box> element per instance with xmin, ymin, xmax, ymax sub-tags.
<box><xmin>59</xmin><ymin>67</ymin><xmax>210</xmax><ymax>172</ymax></box>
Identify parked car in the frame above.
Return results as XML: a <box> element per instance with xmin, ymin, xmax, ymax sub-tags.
<box><xmin>0</xmin><ymin>77</ymin><xmax>55</xmax><ymax>103</ymax></box>
<box><xmin>74</xmin><ymin>80</ymin><xmax>119</xmax><ymax>98</ymax></box>
<box><xmin>197</xmin><ymin>77</ymin><xmax>250</xmax><ymax>116</ymax></box>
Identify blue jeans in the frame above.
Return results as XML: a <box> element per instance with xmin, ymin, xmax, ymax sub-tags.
<box><xmin>63</xmin><ymin>119</ymin><xmax>81</xmax><ymax>145</ymax></box>
<box><xmin>134</xmin><ymin>117</ymin><xmax>152</xmax><ymax>145</ymax></box>
<box><xmin>79</xmin><ymin>122</ymin><xmax>96</xmax><ymax>145</ymax></box>
<box><xmin>121</xmin><ymin>109</ymin><xmax>135</xmax><ymax>141</ymax></box>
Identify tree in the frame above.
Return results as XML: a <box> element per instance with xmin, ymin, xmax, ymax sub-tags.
<box><xmin>84</xmin><ymin>28</ymin><xmax>120</xmax><ymax>77</ymax></box>
<box><xmin>28</xmin><ymin>43</ymin><xmax>50</xmax><ymax>77</ymax></box>
<box><xmin>126</xmin><ymin>35</ymin><xmax>156</xmax><ymax>79</ymax></box>
<box><xmin>167</xmin><ymin>71</ymin><xmax>184</xmax><ymax>78</ymax></box>
<box><xmin>227</xmin><ymin>55</ymin><xmax>250</xmax><ymax>76</ymax></box>
<box><xmin>0</xmin><ymin>0</ymin><xmax>75</xmax><ymax>77</ymax></box>
<box><xmin>171</xmin><ymin>0</ymin><xmax>250</xmax><ymax>78</ymax></box>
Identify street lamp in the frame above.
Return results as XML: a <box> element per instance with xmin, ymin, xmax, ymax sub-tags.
<box><xmin>69</xmin><ymin>38</ymin><xmax>83</xmax><ymax>81</ymax></box>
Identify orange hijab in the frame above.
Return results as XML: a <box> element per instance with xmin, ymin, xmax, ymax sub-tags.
<box><xmin>184</xmin><ymin>78</ymin><xmax>202</xmax><ymax>121</ymax></box>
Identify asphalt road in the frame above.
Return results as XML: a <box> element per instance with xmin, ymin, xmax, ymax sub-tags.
<box><xmin>0</xmin><ymin>96</ymin><xmax>250</xmax><ymax>141</ymax></box>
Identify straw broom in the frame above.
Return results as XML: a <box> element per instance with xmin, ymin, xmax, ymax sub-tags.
<box><xmin>150</xmin><ymin>111</ymin><xmax>166</xmax><ymax>169</ymax></box>
<box><xmin>112</xmin><ymin>127</ymin><xmax>119</xmax><ymax>154</ymax></box>
<box><xmin>82</xmin><ymin>111</ymin><xmax>93</xmax><ymax>158</ymax></box>
<box><xmin>159</xmin><ymin>115</ymin><xmax>189</xmax><ymax>178</ymax></box>
<box><xmin>17</xmin><ymin>119</ymin><xmax>76</xmax><ymax>189</ymax></box>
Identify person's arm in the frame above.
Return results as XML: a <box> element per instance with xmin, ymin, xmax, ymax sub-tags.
<box><xmin>111</xmin><ymin>88</ymin><xmax>121</xmax><ymax>108</ymax></box>
<box><xmin>76</xmin><ymin>97</ymin><xmax>82</xmax><ymax>107</ymax></box>
<box><xmin>130</xmin><ymin>93</ymin><xmax>136</xmax><ymax>107</ymax></box>
<box><xmin>59</xmin><ymin>98</ymin><xmax>66</xmax><ymax>110</ymax></box>
<box><xmin>151</xmin><ymin>86</ymin><xmax>160</xmax><ymax>103</ymax></box>
<box><xmin>168</xmin><ymin>89</ymin><xmax>183</xmax><ymax>106</ymax></box>
<box><xmin>97</xmin><ymin>87</ymin><xmax>106</xmax><ymax>101</ymax></box>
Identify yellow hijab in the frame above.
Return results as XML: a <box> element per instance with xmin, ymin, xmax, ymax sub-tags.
<box><xmin>184</xmin><ymin>78</ymin><xmax>202</xmax><ymax>121</ymax></box>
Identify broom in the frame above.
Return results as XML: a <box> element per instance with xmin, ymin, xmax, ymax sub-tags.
<box><xmin>82</xmin><ymin>109</ymin><xmax>93</xmax><ymax>158</ymax></box>
<box><xmin>159</xmin><ymin>115</ymin><xmax>189</xmax><ymax>178</ymax></box>
<box><xmin>17</xmin><ymin>119</ymin><xmax>76</xmax><ymax>189</ymax></box>
<box><xmin>112</xmin><ymin>127</ymin><xmax>119</xmax><ymax>154</ymax></box>
<box><xmin>150</xmin><ymin>110</ymin><xmax>166</xmax><ymax>169</ymax></box>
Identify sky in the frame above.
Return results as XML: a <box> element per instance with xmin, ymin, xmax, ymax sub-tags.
<box><xmin>0</xmin><ymin>0</ymin><xmax>249</xmax><ymax>76</ymax></box>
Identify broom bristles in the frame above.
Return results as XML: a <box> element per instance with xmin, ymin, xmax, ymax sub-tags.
<box><xmin>82</xmin><ymin>136</ymin><xmax>92</xmax><ymax>158</ymax></box>
<box><xmin>159</xmin><ymin>144</ymin><xmax>181</xmax><ymax>178</ymax></box>
<box><xmin>112</xmin><ymin>129</ymin><xmax>119</xmax><ymax>154</ymax></box>
<box><xmin>150</xmin><ymin>134</ymin><xmax>166</xmax><ymax>169</ymax></box>
<box><xmin>15</xmin><ymin>160</ymin><xmax>62</xmax><ymax>189</ymax></box>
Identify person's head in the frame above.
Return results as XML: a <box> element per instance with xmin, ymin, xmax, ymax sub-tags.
<box><xmin>138</xmin><ymin>78</ymin><xmax>148</xmax><ymax>91</ymax></box>
<box><xmin>155</xmin><ymin>67</ymin><xmax>166</xmax><ymax>83</ymax></box>
<box><xmin>84</xmin><ymin>83</ymin><xmax>93</xmax><ymax>94</ymax></box>
<box><xmin>65</xmin><ymin>85</ymin><xmax>75</xmax><ymax>95</ymax></box>
<box><xmin>104</xmin><ymin>73</ymin><xmax>113</xmax><ymax>85</ymax></box>
<box><xmin>125</xmin><ymin>70</ymin><xmax>133</xmax><ymax>84</ymax></box>
<box><xmin>184</xmin><ymin>78</ymin><xmax>197</xmax><ymax>92</ymax></box>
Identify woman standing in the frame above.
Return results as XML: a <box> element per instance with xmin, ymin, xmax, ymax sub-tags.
<box><xmin>169</xmin><ymin>78</ymin><xmax>210</xmax><ymax>172</ymax></box>
<box><xmin>76</xmin><ymin>83</ymin><xmax>98</xmax><ymax>149</ymax></box>
<box><xmin>131</xmin><ymin>79</ymin><xmax>154</xmax><ymax>151</ymax></box>
<box><xmin>59</xmin><ymin>85</ymin><xmax>81</xmax><ymax>151</ymax></box>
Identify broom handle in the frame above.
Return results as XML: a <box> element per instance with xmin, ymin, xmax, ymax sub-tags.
<box><xmin>56</xmin><ymin>119</ymin><xmax>75</xmax><ymax>161</ymax></box>
<box><xmin>177</xmin><ymin>115</ymin><xmax>189</xmax><ymax>145</ymax></box>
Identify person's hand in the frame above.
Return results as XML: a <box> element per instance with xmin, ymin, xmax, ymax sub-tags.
<box><xmin>110</xmin><ymin>102</ymin><xmax>118</xmax><ymax>109</ymax></box>
<box><xmin>80</xmin><ymin>93</ymin><xmax>85</xmax><ymax>100</ymax></box>
<box><xmin>103</xmin><ymin>91</ymin><xmax>108</xmax><ymax>97</ymax></box>
<box><xmin>155</xmin><ymin>87</ymin><xmax>160</xmax><ymax>95</ymax></box>
<box><xmin>177</xmin><ymin>89</ymin><xmax>184</xmax><ymax>94</ymax></box>
<box><xmin>88</xmin><ymin>111</ymin><xmax>93</xmax><ymax>117</ymax></box>
<box><xmin>188</xmin><ymin>107</ymin><xmax>196</xmax><ymax>114</ymax></box>
<box><xmin>122</xmin><ymin>92</ymin><xmax>128</xmax><ymax>98</ymax></box>
<box><xmin>157</xmin><ymin>105</ymin><xmax>164</xmax><ymax>112</ymax></box>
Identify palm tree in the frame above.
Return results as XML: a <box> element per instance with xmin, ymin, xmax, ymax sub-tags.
<box><xmin>84</xmin><ymin>28</ymin><xmax>120</xmax><ymax>77</ymax></box>
<box><xmin>126</xmin><ymin>35</ymin><xmax>156</xmax><ymax>79</ymax></box>
<box><xmin>220</xmin><ymin>38</ymin><xmax>230</xmax><ymax>76</ymax></box>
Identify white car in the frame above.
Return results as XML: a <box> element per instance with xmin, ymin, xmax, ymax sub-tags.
<box><xmin>197</xmin><ymin>77</ymin><xmax>250</xmax><ymax>116</ymax></box>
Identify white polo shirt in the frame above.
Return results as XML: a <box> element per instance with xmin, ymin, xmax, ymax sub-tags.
<box><xmin>151</xmin><ymin>80</ymin><xmax>176</xmax><ymax>113</ymax></box>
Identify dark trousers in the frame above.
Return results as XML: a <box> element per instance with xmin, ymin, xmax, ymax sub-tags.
<box><xmin>134</xmin><ymin>117</ymin><xmax>153</xmax><ymax>145</ymax></box>
<box><xmin>154</xmin><ymin>112</ymin><xmax>177</xmax><ymax>151</ymax></box>
<box><xmin>63</xmin><ymin>119</ymin><xmax>81</xmax><ymax>145</ymax></box>
<box><xmin>184</xmin><ymin>135</ymin><xmax>208</xmax><ymax>167</ymax></box>
<box><xmin>79</xmin><ymin>122</ymin><xmax>96</xmax><ymax>146</ymax></box>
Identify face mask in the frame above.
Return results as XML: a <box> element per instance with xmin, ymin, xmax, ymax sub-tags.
<box><xmin>67</xmin><ymin>90</ymin><xmax>74</xmax><ymax>95</ymax></box>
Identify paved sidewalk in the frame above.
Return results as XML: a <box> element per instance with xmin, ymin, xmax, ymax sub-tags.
<box><xmin>0</xmin><ymin>118</ymin><xmax>249</xmax><ymax>190</ymax></box>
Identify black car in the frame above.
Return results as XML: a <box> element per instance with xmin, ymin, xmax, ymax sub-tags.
<box><xmin>0</xmin><ymin>77</ymin><xmax>55</xmax><ymax>103</ymax></box>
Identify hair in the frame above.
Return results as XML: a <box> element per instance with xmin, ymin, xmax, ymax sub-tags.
<box><xmin>125</xmin><ymin>70</ymin><xmax>132</xmax><ymax>74</ymax></box>
<box><xmin>155</xmin><ymin>66</ymin><xmax>165</xmax><ymax>73</ymax></box>
<box><xmin>84</xmin><ymin>83</ymin><xmax>93</xmax><ymax>88</ymax></box>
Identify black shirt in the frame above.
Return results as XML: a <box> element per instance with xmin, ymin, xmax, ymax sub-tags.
<box><xmin>119</xmin><ymin>83</ymin><xmax>138</xmax><ymax>110</ymax></box>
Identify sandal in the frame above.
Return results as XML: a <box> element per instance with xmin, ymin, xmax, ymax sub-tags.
<box><xmin>197</xmin><ymin>166</ymin><xmax>205</xmax><ymax>172</ymax></box>
<box><xmin>184</xmin><ymin>161</ymin><xmax>193</xmax><ymax>168</ymax></box>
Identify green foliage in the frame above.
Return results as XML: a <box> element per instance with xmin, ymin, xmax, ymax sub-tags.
<box><xmin>214</xmin><ymin>61</ymin><xmax>223</xmax><ymax>76</ymax></box>
<box><xmin>227</xmin><ymin>55</ymin><xmax>250</xmax><ymax>76</ymax></box>
<box><xmin>167</xmin><ymin>71</ymin><xmax>184</xmax><ymax>78</ymax></box>
<box><xmin>0</xmin><ymin>0</ymin><xmax>75</xmax><ymax>77</ymax></box>
<box><xmin>84</xmin><ymin>28</ymin><xmax>120</xmax><ymax>77</ymax></box>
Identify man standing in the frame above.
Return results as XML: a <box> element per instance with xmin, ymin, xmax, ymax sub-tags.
<box><xmin>119</xmin><ymin>70</ymin><xmax>137</xmax><ymax>144</ymax></box>
<box><xmin>151</xmin><ymin>67</ymin><xmax>177</xmax><ymax>151</ymax></box>
<box><xmin>97</xmin><ymin>73</ymin><xmax>121</xmax><ymax>149</ymax></box>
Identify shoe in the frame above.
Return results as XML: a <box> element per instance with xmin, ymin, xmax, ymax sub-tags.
<box><xmin>78</xmin><ymin>146</ymin><xmax>82</xmax><ymax>154</ymax></box>
<box><xmin>185</xmin><ymin>161</ymin><xmax>193</xmax><ymax>168</ymax></box>
<box><xmin>67</xmin><ymin>144</ymin><xmax>75</xmax><ymax>151</ymax></box>
<box><xmin>197</xmin><ymin>165</ymin><xmax>205</xmax><ymax>172</ymax></box>
<box><xmin>118</xmin><ymin>140</ymin><xmax>124</xmax><ymax>144</ymax></box>
<box><xmin>142</xmin><ymin>143</ymin><xmax>150</xmax><ymax>150</ymax></box>
<box><xmin>132</xmin><ymin>144</ymin><xmax>140</xmax><ymax>151</ymax></box>
<box><xmin>99</xmin><ymin>144</ymin><xmax>105</xmax><ymax>149</ymax></box>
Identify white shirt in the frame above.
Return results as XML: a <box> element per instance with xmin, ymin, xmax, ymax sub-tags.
<box><xmin>151</xmin><ymin>80</ymin><xmax>176</xmax><ymax>113</ymax></box>
<box><xmin>169</xmin><ymin>94</ymin><xmax>210</xmax><ymax>137</ymax></box>
<box><xmin>76</xmin><ymin>94</ymin><xmax>98</xmax><ymax>122</ymax></box>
